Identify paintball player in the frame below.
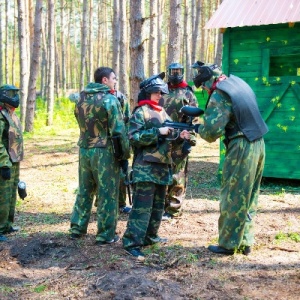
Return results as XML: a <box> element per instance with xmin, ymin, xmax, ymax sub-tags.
<box><xmin>70</xmin><ymin>67</ymin><xmax>130</xmax><ymax>245</ymax></box>
<box><xmin>159</xmin><ymin>62</ymin><xmax>198</xmax><ymax>220</ymax></box>
<box><xmin>122</xmin><ymin>73</ymin><xmax>192</xmax><ymax>260</ymax></box>
<box><xmin>69</xmin><ymin>90</ymin><xmax>132</xmax><ymax>214</ymax></box>
<box><xmin>0</xmin><ymin>85</ymin><xmax>24</xmax><ymax>242</ymax></box>
<box><xmin>192</xmin><ymin>61</ymin><xmax>268</xmax><ymax>255</ymax></box>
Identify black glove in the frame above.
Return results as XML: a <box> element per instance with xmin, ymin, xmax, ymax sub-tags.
<box><xmin>1</xmin><ymin>167</ymin><xmax>11</xmax><ymax>180</ymax></box>
<box><xmin>120</xmin><ymin>160</ymin><xmax>129</xmax><ymax>174</ymax></box>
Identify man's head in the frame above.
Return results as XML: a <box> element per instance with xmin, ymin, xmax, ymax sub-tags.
<box><xmin>191</xmin><ymin>61</ymin><xmax>222</xmax><ymax>89</ymax></box>
<box><xmin>94</xmin><ymin>67</ymin><xmax>117</xmax><ymax>90</ymax></box>
<box><xmin>0</xmin><ymin>84</ymin><xmax>20</xmax><ymax>108</ymax></box>
<box><xmin>138</xmin><ymin>72</ymin><xmax>169</xmax><ymax>101</ymax></box>
<box><xmin>167</xmin><ymin>62</ymin><xmax>184</xmax><ymax>85</ymax></box>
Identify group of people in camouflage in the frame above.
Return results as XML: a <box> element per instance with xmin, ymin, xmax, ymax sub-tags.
<box><xmin>0</xmin><ymin>61</ymin><xmax>268</xmax><ymax>260</ymax></box>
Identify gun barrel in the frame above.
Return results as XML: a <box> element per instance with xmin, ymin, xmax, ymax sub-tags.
<box><xmin>180</xmin><ymin>105</ymin><xmax>204</xmax><ymax>117</ymax></box>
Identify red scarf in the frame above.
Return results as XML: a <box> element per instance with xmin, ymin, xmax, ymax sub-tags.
<box><xmin>109</xmin><ymin>89</ymin><xmax>116</xmax><ymax>94</ymax></box>
<box><xmin>168</xmin><ymin>80</ymin><xmax>188</xmax><ymax>89</ymax></box>
<box><xmin>138</xmin><ymin>100</ymin><xmax>162</xmax><ymax>111</ymax></box>
<box><xmin>209</xmin><ymin>75</ymin><xmax>227</xmax><ymax>94</ymax></box>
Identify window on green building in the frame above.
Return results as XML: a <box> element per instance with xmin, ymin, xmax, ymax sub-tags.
<box><xmin>269</xmin><ymin>54</ymin><xmax>300</xmax><ymax>77</ymax></box>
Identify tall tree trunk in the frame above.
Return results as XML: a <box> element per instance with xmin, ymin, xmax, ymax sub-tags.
<box><xmin>149</xmin><ymin>0</ymin><xmax>158</xmax><ymax>75</ymax></box>
<box><xmin>113</xmin><ymin>0</ymin><xmax>120</xmax><ymax>76</ymax></box>
<box><xmin>12</xmin><ymin>0</ymin><xmax>17</xmax><ymax>85</ymax></box>
<box><xmin>46</xmin><ymin>0</ymin><xmax>55</xmax><ymax>126</ymax></box>
<box><xmin>17</xmin><ymin>0</ymin><xmax>30</xmax><ymax>127</ymax></box>
<box><xmin>60</xmin><ymin>0</ymin><xmax>66</xmax><ymax>94</ymax></box>
<box><xmin>119</xmin><ymin>0</ymin><xmax>128</xmax><ymax>96</ymax></box>
<box><xmin>88</xmin><ymin>0</ymin><xmax>94</xmax><ymax>82</ymax></box>
<box><xmin>5</xmin><ymin>0</ymin><xmax>9</xmax><ymax>83</ymax></box>
<box><xmin>129</xmin><ymin>0</ymin><xmax>145</xmax><ymax>107</ymax></box>
<box><xmin>183</xmin><ymin>0</ymin><xmax>192</xmax><ymax>81</ymax></box>
<box><xmin>167</xmin><ymin>0</ymin><xmax>182</xmax><ymax>64</ymax></box>
<box><xmin>191</xmin><ymin>0</ymin><xmax>201</xmax><ymax>64</ymax></box>
<box><xmin>40</xmin><ymin>17</ymin><xmax>47</xmax><ymax>98</ymax></box>
<box><xmin>157</xmin><ymin>0</ymin><xmax>164</xmax><ymax>72</ymax></box>
<box><xmin>25</xmin><ymin>0</ymin><xmax>43</xmax><ymax>132</ymax></box>
<box><xmin>80</xmin><ymin>0</ymin><xmax>88</xmax><ymax>90</ymax></box>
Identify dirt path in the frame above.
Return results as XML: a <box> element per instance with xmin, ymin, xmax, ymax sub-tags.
<box><xmin>0</xmin><ymin>129</ymin><xmax>299</xmax><ymax>299</ymax></box>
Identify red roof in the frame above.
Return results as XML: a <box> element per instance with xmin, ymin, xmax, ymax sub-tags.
<box><xmin>205</xmin><ymin>0</ymin><xmax>300</xmax><ymax>29</ymax></box>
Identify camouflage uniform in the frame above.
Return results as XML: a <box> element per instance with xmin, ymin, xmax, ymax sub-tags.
<box><xmin>197</xmin><ymin>88</ymin><xmax>266</xmax><ymax>250</ymax></box>
<box><xmin>122</xmin><ymin>104</ymin><xmax>187</xmax><ymax>250</ymax></box>
<box><xmin>159</xmin><ymin>82</ymin><xmax>198</xmax><ymax>217</ymax></box>
<box><xmin>70</xmin><ymin>82</ymin><xmax>130</xmax><ymax>242</ymax></box>
<box><xmin>0</xmin><ymin>105</ymin><xmax>24</xmax><ymax>234</ymax></box>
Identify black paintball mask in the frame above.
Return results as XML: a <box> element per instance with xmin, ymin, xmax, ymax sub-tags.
<box><xmin>0</xmin><ymin>84</ymin><xmax>20</xmax><ymax>108</ymax></box>
<box><xmin>167</xmin><ymin>62</ymin><xmax>184</xmax><ymax>85</ymax></box>
<box><xmin>191</xmin><ymin>61</ymin><xmax>221</xmax><ymax>88</ymax></box>
<box><xmin>138</xmin><ymin>72</ymin><xmax>169</xmax><ymax>101</ymax></box>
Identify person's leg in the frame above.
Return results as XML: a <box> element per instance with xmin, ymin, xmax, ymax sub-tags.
<box><xmin>122</xmin><ymin>182</ymin><xmax>155</xmax><ymax>250</ymax></box>
<box><xmin>94</xmin><ymin>147</ymin><xmax>120</xmax><ymax>242</ymax></box>
<box><xmin>0</xmin><ymin>168</ymin><xmax>14</xmax><ymax>236</ymax></box>
<box><xmin>70</xmin><ymin>148</ymin><xmax>95</xmax><ymax>235</ymax></box>
<box><xmin>218</xmin><ymin>138</ymin><xmax>264</xmax><ymax>250</ymax></box>
<box><xmin>8</xmin><ymin>163</ymin><xmax>19</xmax><ymax>227</ymax></box>
<box><xmin>145</xmin><ymin>184</ymin><xmax>167</xmax><ymax>244</ymax></box>
<box><xmin>164</xmin><ymin>158</ymin><xmax>187</xmax><ymax>218</ymax></box>
<box><xmin>241</xmin><ymin>139</ymin><xmax>265</xmax><ymax>247</ymax></box>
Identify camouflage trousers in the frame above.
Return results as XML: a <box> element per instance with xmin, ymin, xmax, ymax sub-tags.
<box><xmin>0</xmin><ymin>162</ymin><xmax>19</xmax><ymax>234</ymax></box>
<box><xmin>70</xmin><ymin>147</ymin><xmax>120</xmax><ymax>242</ymax></box>
<box><xmin>94</xmin><ymin>172</ymin><xmax>127</xmax><ymax>208</ymax></box>
<box><xmin>122</xmin><ymin>182</ymin><xmax>167</xmax><ymax>250</ymax></box>
<box><xmin>165</xmin><ymin>157</ymin><xmax>188</xmax><ymax>217</ymax></box>
<box><xmin>218</xmin><ymin>137</ymin><xmax>265</xmax><ymax>249</ymax></box>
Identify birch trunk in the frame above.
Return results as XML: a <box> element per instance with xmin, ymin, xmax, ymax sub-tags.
<box><xmin>25</xmin><ymin>0</ymin><xmax>43</xmax><ymax>132</ymax></box>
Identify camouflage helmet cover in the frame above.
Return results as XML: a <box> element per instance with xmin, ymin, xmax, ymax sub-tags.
<box><xmin>140</xmin><ymin>72</ymin><xmax>169</xmax><ymax>95</ymax></box>
<box><xmin>0</xmin><ymin>84</ymin><xmax>20</xmax><ymax>108</ymax></box>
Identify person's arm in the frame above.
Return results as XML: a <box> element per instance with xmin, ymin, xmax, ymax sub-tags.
<box><xmin>197</xmin><ymin>90</ymin><xmax>232</xmax><ymax>143</ymax></box>
<box><xmin>128</xmin><ymin>107</ymin><xmax>161</xmax><ymax>148</ymax></box>
<box><xmin>105</xmin><ymin>94</ymin><xmax>130</xmax><ymax>159</ymax></box>
<box><xmin>0</xmin><ymin>113</ymin><xmax>12</xmax><ymax>168</ymax></box>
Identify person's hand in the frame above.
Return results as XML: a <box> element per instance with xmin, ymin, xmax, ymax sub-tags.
<box><xmin>1</xmin><ymin>167</ymin><xmax>11</xmax><ymax>180</ymax></box>
<box><xmin>180</xmin><ymin>130</ymin><xmax>191</xmax><ymax>140</ymax></box>
<box><xmin>120</xmin><ymin>160</ymin><xmax>129</xmax><ymax>173</ymax></box>
<box><xmin>158</xmin><ymin>127</ymin><xmax>173</xmax><ymax>135</ymax></box>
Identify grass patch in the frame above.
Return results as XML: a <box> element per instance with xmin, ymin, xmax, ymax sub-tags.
<box><xmin>275</xmin><ymin>232</ymin><xmax>300</xmax><ymax>243</ymax></box>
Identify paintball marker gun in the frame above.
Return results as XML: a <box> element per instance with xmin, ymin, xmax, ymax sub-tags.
<box><xmin>162</xmin><ymin>106</ymin><xmax>204</xmax><ymax>132</ymax></box>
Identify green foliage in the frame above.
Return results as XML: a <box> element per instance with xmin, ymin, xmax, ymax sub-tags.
<box><xmin>33</xmin><ymin>285</ymin><xmax>47</xmax><ymax>293</ymax></box>
<box><xmin>23</xmin><ymin>97</ymin><xmax>77</xmax><ymax>138</ymax></box>
<box><xmin>275</xmin><ymin>231</ymin><xmax>300</xmax><ymax>242</ymax></box>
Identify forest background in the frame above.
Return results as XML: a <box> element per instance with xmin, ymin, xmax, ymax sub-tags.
<box><xmin>0</xmin><ymin>0</ymin><xmax>222</xmax><ymax>132</ymax></box>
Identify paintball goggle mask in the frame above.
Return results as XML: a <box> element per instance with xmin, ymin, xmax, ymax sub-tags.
<box><xmin>138</xmin><ymin>72</ymin><xmax>169</xmax><ymax>101</ymax></box>
<box><xmin>168</xmin><ymin>62</ymin><xmax>184</xmax><ymax>85</ymax></box>
<box><xmin>192</xmin><ymin>61</ymin><xmax>222</xmax><ymax>89</ymax></box>
<box><xmin>0</xmin><ymin>84</ymin><xmax>20</xmax><ymax>108</ymax></box>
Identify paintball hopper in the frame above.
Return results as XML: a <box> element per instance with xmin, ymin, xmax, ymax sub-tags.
<box><xmin>18</xmin><ymin>181</ymin><xmax>27</xmax><ymax>200</ymax></box>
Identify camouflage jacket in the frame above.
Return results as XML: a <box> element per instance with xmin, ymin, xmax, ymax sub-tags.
<box><xmin>75</xmin><ymin>82</ymin><xmax>130</xmax><ymax>159</ymax></box>
<box><xmin>197</xmin><ymin>89</ymin><xmax>235</xmax><ymax>143</ymax></box>
<box><xmin>159</xmin><ymin>82</ymin><xmax>198</xmax><ymax>122</ymax></box>
<box><xmin>129</xmin><ymin>104</ymin><xmax>186</xmax><ymax>185</ymax></box>
<box><xmin>0</xmin><ymin>105</ymin><xmax>24</xmax><ymax>166</ymax></box>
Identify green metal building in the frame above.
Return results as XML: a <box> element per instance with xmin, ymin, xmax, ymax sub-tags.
<box><xmin>204</xmin><ymin>0</ymin><xmax>300</xmax><ymax>179</ymax></box>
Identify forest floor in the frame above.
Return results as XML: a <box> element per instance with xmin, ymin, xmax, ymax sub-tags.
<box><xmin>0</xmin><ymin>128</ymin><xmax>299</xmax><ymax>300</ymax></box>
